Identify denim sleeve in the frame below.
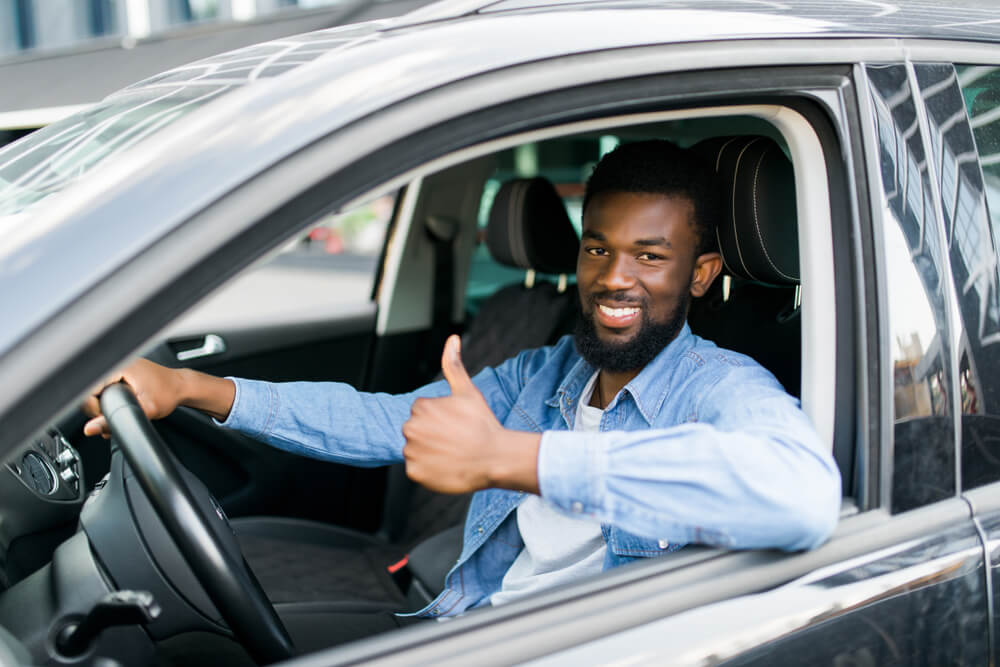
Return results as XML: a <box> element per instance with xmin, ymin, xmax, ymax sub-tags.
<box><xmin>218</xmin><ymin>355</ymin><xmax>524</xmax><ymax>466</ymax></box>
<box><xmin>536</xmin><ymin>367</ymin><xmax>841</xmax><ymax>552</ymax></box>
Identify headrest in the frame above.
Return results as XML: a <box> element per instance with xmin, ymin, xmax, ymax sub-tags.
<box><xmin>693</xmin><ymin>136</ymin><xmax>799</xmax><ymax>286</ymax></box>
<box><xmin>486</xmin><ymin>177</ymin><xmax>579</xmax><ymax>275</ymax></box>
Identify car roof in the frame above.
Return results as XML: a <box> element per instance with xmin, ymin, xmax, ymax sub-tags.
<box><xmin>453</xmin><ymin>0</ymin><xmax>1000</xmax><ymax>42</ymax></box>
<box><xmin>0</xmin><ymin>0</ymin><xmax>997</xmax><ymax>400</ymax></box>
<box><xmin>113</xmin><ymin>0</ymin><xmax>1000</xmax><ymax>98</ymax></box>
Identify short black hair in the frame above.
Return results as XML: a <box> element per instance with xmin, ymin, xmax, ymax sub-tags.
<box><xmin>583</xmin><ymin>139</ymin><xmax>719</xmax><ymax>256</ymax></box>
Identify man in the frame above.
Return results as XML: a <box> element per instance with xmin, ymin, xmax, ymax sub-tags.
<box><xmin>83</xmin><ymin>140</ymin><xmax>841</xmax><ymax>619</ymax></box>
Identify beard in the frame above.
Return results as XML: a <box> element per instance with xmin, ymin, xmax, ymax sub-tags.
<box><xmin>573</xmin><ymin>287</ymin><xmax>690</xmax><ymax>374</ymax></box>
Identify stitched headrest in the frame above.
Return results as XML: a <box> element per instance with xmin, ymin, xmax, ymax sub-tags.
<box><xmin>693</xmin><ymin>136</ymin><xmax>799</xmax><ymax>285</ymax></box>
<box><xmin>486</xmin><ymin>177</ymin><xmax>579</xmax><ymax>275</ymax></box>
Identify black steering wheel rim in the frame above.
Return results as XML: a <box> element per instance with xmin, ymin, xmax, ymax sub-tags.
<box><xmin>101</xmin><ymin>383</ymin><xmax>295</xmax><ymax>664</ymax></box>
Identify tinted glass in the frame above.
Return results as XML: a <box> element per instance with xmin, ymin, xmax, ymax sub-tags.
<box><xmin>867</xmin><ymin>64</ymin><xmax>956</xmax><ymax>512</ymax></box>
<box><xmin>953</xmin><ymin>65</ymin><xmax>1000</xmax><ymax>489</ymax></box>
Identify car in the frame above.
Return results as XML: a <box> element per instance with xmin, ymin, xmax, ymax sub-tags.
<box><xmin>0</xmin><ymin>0</ymin><xmax>999</xmax><ymax>664</ymax></box>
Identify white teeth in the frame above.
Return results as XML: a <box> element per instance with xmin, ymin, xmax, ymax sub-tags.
<box><xmin>599</xmin><ymin>304</ymin><xmax>639</xmax><ymax>317</ymax></box>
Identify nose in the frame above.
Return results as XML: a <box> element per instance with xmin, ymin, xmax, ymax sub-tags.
<box><xmin>597</xmin><ymin>254</ymin><xmax>636</xmax><ymax>291</ymax></box>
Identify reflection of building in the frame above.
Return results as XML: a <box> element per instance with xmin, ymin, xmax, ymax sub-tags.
<box><xmin>873</xmin><ymin>65</ymin><xmax>1000</xmax><ymax>420</ymax></box>
<box><xmin>895</xmin><ymin>333</ymin><xmax>934</xmax><ymax>417</ymax></box>
<box><xmin>0</xmin><ymin>0</ymin><xmax>433</xmax><ymax>146</ymax></box>
<box><xmin>0</xmin><ymin>1</ymin><xmax>357</xmax><ymax>56</ymax></box>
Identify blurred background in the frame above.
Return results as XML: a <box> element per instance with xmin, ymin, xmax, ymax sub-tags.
<box><xmin>0</xmin><ymin>0</ymin><xmax>433</xmax><ymax>149</ymax></box>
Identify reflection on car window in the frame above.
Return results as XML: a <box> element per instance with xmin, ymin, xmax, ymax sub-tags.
<box><xmin>953</xmin><ymin>65</ymin><xmax>1000</xmax><ymax>490</ymax></box>
<box><xmin>167</xmin><ymin>193</ymin><xmax>397</xmax><ymax>334</ymax></box>
<box><xmin>867</xmin><ymin>64</ymin><xmax>957</xmax><ymax>513</ymax></box>
<box><xmin>0</xmin><ymin>28</ymin><xmax>367</xmax><ymax>225</ymax></box>
<box><xmin>0</xmin><ymin>88</ymin><xmax>229</xmax><ymax>220</ymax></box>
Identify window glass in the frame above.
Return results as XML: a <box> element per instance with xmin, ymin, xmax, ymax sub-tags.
<box><xmin>953</xmin><ymin>65</ymin><xmax>1000</xmax><ymax>489</ymax></box>
<box><xmin>168</xmin><ymin>193</ymin><xmax>396</xmax><ymax>333</ymax></box>
<box><xmin>867</xmin><ymin>64</ymin><xmax>957</xmax><ymax>512</ymax></box>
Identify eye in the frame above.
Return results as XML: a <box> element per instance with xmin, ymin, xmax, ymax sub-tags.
<box><xmin>637</xmin><ymin>252</ymin><xmax>664</xmax><ymax>261</ymax></box>
<box><xmin>584</xmin><ymin>246</ymin><xmax>608</xmax><ymax>256</ymax></box>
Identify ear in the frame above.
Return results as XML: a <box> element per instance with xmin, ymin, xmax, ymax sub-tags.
<box><xmin>689</xmin><ymin>252</ymin><xmax>723</xmax><ymax>298</ymax></box>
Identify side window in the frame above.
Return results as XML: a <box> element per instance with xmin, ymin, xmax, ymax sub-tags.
<box><xmin>173</xmin><ymin>193</ymin><xmax>397</xmax><ymax>331</ymax></box>
<box><xmin>953</xmin><ymin>65</ymin><xmax>1000</xmax><ymax>489</ymax></box>
<box><xmin>866</xmin><ymin>64</ymin><xmax>956</xmax><ymax>513</ymax></box>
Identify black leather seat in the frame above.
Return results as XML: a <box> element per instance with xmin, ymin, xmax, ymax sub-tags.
<box><xmin>689</xmin><ymin>135</ymin><xmax>802</xmax><ymax>396</ymax></box>
<box><xmin>231</xmin><ymin>176</ymin><xmax>580</xmax><ymax>641</ymax></box>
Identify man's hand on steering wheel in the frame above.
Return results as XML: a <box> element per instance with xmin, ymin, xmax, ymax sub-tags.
<box><xmin>81</xmin><ymin>359</ymin><xmax>186</xmax><ymax>439</ymax></box>
<box><xmin>82</xmin><ymin>359</ymin><xmax>236</xmax><ymax>438</ymax></box>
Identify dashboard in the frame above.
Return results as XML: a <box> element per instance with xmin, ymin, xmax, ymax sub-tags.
<box><xmin>7</xmin><ymin>429</ymin><xmax>83</xmax><ymax>501</ymax></box>
<box><xmin>0</xmin><ymin>427</ymin><xmax>87</xmax><ymax>589</ymax></box>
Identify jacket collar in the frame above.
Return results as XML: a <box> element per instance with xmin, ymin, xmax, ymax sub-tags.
<box><xmin>547</xmin><ymin>323</ymin><xmax>696</xmax><ymax>426</ymax></box>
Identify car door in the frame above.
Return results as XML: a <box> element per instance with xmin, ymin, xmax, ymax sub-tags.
<box><xmin>697</xmin><ymin>59</ymin><xmax>996</xmax><ymax>667</ymax></box>
<box><xmin>950</xmin><ymin>61</ymin><xmax>1000</xmax><ymax>667</ymax></box>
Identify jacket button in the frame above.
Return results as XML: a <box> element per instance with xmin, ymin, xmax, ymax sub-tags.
<box><xmin>571</xmin><ymin>501</ymin><xmax>584</xmax><ymax>513</ymax></box>
<box><xmin>658</xmin><ymin>539</ymin><xmax>669</xmax><ymax>549</ymax></box>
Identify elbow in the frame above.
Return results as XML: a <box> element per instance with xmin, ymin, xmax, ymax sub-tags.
<box><xmin>779</xmin><ymin>465</ymin><xmax>842</xmax><ymax>551</ymax></box>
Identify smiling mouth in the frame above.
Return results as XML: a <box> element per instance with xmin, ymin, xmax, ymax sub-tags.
<box><xmin>595</xmin><ymin>303</ymin><xmax>642</xmax><ymax>328</ymax></box>
<box><xmin>598</xmin><ymin>304</ymin><xmax>640</xmax><ymax>318</ymax></box>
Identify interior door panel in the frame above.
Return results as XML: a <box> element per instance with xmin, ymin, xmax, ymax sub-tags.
<box><xmin>142</xmin><ymin>304</ymin><xmax>389</xmax><ymax>532</ymax></box>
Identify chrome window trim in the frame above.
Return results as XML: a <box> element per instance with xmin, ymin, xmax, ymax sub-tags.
<box><xmin>854</xmin><ymin>63</ymin><xmax>895</xmax><ymax>512</ymax></box>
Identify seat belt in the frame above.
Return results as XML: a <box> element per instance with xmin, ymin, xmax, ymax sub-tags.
<box><xmin>376</xmin><ymin>215</ymin><xmax>459</xmax><ymax>544</ymax></box>
<box><xmin>424</xmin><ymin>215</ymin><xmax>459</xmax><ymax>371</ymax></box>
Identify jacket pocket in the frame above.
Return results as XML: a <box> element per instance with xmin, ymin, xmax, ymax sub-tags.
<box><xmin>605</xmin><ymin>526</ymin><xmax>685</xmax><ymax>557</ymax></box>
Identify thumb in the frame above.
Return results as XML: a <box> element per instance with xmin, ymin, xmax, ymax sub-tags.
<box><xmin>441</xmin><ymin>335</ymin><xmax>476</xmax><ymax>396</ymax></box>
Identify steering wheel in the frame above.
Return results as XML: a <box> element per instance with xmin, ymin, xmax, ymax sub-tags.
<box><xmin>100</xmin><ymin>383</ymin><xmax>295</xmax><ymax>664</ymax></box>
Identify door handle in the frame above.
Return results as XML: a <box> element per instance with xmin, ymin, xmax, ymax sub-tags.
<box><xmin>175</xmin><ymin>334</ymin><xmax>227</xmax><ymax>362</ymax></box>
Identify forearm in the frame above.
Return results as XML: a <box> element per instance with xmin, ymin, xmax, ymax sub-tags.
<box><xmin>537</xmin><ymin>422</ymin><xmax>841</xmax><ymax>551</ymax></box>
<box><xmin>220</xmin><ymin>376</ymin><xmax>455</xmax><ymax>466</ymax></box>
<box><xmin>486</xmin><ymin>430</ymin><xmax>542</xmax><ymax>495</ymax></box>
<box><xmin>177</xmin><ymin>368</ymin><xmax>236</xmax><ymax>421</ymax></box>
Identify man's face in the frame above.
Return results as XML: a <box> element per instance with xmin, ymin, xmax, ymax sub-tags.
<box><xmin>574</xmin><ymin>191</ymin><xmax>705</xmax><ymax>373</ymax></box>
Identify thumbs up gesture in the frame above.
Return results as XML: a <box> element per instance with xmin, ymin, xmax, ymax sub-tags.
<box><xmin>401</xmin><ymin>335</ymin><xmax>541</xmax><ymax>495</ymax></box>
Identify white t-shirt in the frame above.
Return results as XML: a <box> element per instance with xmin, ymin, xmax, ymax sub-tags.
<box><xmin>489</xmin><ymin>371</ymin><xmax>606</xmax><ymax>607</ymax></box>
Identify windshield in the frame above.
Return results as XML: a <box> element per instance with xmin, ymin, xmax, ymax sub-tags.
<box><xmin>0</xmin><ymin>86</ymin><xmax>233</xmax><ymax>219</ymax></box>
<box><xmin>0</xmin><ymin>23</ymin><xmax>377</xmax><ymax>225</ymax></box>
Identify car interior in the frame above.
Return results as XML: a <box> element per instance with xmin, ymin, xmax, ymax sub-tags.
<box><xmin>0</xmin><ymin>108</ymin><xmax>849</xmax><ymax>664</ymax></box>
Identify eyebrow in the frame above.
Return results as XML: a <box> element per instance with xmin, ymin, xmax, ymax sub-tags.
<box><xmin>635</xmin><ymin>237</ymin><xmax>671</xmax><ymax>248</ymax></box>
<box><xmin>581</xmin><ymin>230</ymin><xmax>672</xmax><ymax>248</ymax></box>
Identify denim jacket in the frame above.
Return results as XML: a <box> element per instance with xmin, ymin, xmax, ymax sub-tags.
<box><xmin>221</xmin><ymin>324</ymin><xmax>841</xmax><ymax>618</ymax></box>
